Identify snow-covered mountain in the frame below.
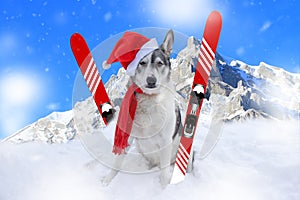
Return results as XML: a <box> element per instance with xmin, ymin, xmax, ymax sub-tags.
<box><xmin>1</xmin><ymin>110</ymin><xmax>76</xmax><ymax>144</ymax></box>
<box><xmin>173</xmin><ymin>36</ymin><xmax>300</xmax><ymax>121</ymax></box>
<box><xmin>3</xmin><ymin>36</ymin><xmax>299</xmax><ymax>144</ymax></box>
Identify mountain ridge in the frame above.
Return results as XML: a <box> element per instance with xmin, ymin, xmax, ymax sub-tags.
<box><xmin>2</xmin><ymin>36</ymin><xmax>299</xmax><ymax>144</ymax></box>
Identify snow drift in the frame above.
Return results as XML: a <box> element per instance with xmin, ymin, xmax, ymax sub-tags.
<box><xmin>0</xmin><ymin>120</ymin><xmax>299</xmax><ymax>200</ymax></box>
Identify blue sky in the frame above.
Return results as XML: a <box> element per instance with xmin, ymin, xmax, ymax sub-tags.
<box><xmin>0</xmin><ymin>0</ymin><xmax>299</xmax><ymax>138</ymax></box>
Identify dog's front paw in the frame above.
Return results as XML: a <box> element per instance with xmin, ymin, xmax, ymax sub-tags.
<box><xmin>159</xmin><ymin>174</ymin><xmax>170</xmax><ymax>189</ymax></box>
<box><xmin>159</xmin><ymin>168</ymin><xmax>172</xmax><ymax>188</ymax></box>
<box><xmin>101</xmin><ymin>175</ymin><xmax>112</xmax><ymax>187</ymax></box>
<box><xmin>101</xmin><ymin>170</ymin><xmax>118</xmax><ymax>187</ymax></box>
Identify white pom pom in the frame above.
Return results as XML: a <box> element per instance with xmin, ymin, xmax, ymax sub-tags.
<box><xmin>102</xmin><ymin>60</ymin><xmax>111</xmax><ymax>69</ymax></box>
<box><xmin>193</xmin><ymin>84</ymin><xmax>204</xmax><ymax>94</ymax></box>
<box><xmin>102</xmin><ymin>103</ymin><xmax>112</xmax><ymax>113</ymax></box>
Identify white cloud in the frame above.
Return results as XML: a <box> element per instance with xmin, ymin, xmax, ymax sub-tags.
<box><xmin>148</xmin><ymin>0</ymin><xmax>216</xmax><ymax>30</ymax></box>
<box><xmin>259</xmin><ymin>21</ymin><xmax>272</xmax><ymax>33</ymax></box>
<box><xmin>0</xmin><ymin>73</ymin><xmax>38</xmax><ymax>106</ymax></box>
<box><xmin>0</xmin><ymin>71</ymin><xmax>43</xmax><ymax>137</ymax></box>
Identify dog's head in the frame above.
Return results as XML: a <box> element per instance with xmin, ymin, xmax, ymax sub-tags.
<box><xmin>131</xmin><ymin>30</ymin><xmax>174</xmax><ymax>94</ymax></box>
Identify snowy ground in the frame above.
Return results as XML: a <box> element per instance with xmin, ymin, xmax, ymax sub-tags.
<box><xmin>0</xmin><ymin>120</ymin><xmax>299</xmax><ymax>200</ymax></box>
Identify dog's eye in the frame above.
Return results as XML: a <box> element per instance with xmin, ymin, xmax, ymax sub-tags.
<box><xmin>157</xmin><ymin>61</ymin><xmax>164</xmax><ymax>67</ymax></box>
<box><xmin>139</xmin><ymin>61</ymin><xmax>147</xmax><ymax>66</ymax></box>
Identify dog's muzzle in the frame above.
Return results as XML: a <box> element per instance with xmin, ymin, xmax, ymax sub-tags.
<box><xmin>146</xmin><ymin>75</ymin><xmax>157</xmax><ymax>88</ymax></box>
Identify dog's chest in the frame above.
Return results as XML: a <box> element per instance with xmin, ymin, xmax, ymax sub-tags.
<box><xmin>132</xmin><ymin>93</ymin><xmax>175</xmax><ymax>139</ymax></box>
<box><xmin>135</xmin><ymin>95</ymin><xmax>166</xmax><ymax>125</ymax></box>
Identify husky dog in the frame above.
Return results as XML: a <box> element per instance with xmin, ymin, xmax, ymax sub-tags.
<box><xmin>102</xmin><ymin>30</ymin><xmax>193</xmax><ymax>187</ymax></box>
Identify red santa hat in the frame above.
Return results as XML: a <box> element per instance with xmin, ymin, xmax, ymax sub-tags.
<box><xmin>102</xmin><ymin>31</ymin><xmax>159</xmax><ymax>76</ymax></box>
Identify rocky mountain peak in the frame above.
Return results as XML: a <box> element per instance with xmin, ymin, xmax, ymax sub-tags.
<box><xmin>3</xmin><ymin>36</ymin><xmax>299</xmax><ymax>144</ymax></box>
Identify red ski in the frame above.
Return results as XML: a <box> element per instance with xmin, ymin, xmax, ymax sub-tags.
<box><xmin>70</xmin><ymin>33</ymin><xmax>114</xmax><ymax>125</ymax></box>
<box><xmin>170</xmin><ymin>11</ymin><xmax>222</xmax><ymax>184</ymax></box>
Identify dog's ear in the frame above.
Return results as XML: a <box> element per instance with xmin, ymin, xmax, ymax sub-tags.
<box><xmin>160</xmin><ymin>29</ymin><xmax>174</xmax><ymax>57</ymax></box>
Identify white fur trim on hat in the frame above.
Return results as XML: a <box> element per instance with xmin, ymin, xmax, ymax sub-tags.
<box><xmin>126</xmin><ymin>38</ymin><xmax>159</xmax><ymax>76</ymax></box>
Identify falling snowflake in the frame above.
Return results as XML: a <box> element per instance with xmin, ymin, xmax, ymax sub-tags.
<box><xmin>104</xmin><ymin>12</ymin><xmax>112</xmax><ymax>22</ymax></box>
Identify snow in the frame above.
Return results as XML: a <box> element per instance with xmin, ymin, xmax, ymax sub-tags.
<box><xmin>218</xmin><ymin>59</ymin><xmax>226</xmax><ymax>66</ymax></box>
<box><xmin>0</xmin><ymin>120</ymin><xmax>299</xmax><ymax>200</ymax></box>
<box><xmin>47</xmin><ymin>110</ymin><xmax>73</xmax><ymax>124</ymax></box>
<box><xmin>1</xmin><ymin>110</ymin><xmax>74</xmax><ymax>144</ymax></box>
<box><xmin>227</xmin><ymin>59</ymin><xmax>300</xmax><ymax>116</ymax></box>
<box><xmin>259</xmin><ymin>21</ymin><xmax>272</xmax><ymax>33</ymax></box>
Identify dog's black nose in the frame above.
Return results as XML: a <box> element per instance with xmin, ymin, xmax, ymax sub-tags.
<box><xmin>146</xmin><ymin>75</ymin><xmax>157</xmax><ymax>88</ymax></box>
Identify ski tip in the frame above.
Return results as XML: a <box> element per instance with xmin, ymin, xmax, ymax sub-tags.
<box><xmin>70</xmin><ymin>32</ymin><xmax>83</xmax><ymax>44</ymax></box>
<box><xmin>207</xmin><ymin>10</ymin><xmax>222</xmax><ymax>25</ymax></box>
<box><xmin>70</xmin><ymin>33</ymin><xmax>88</xmax><ymax>51</ymax></box>
<box><xmin>209</xmin><ymin>10</ymin><xmax>222</xmax><ymax>21</ymax></box>
<box><xmin>70</xmin><ymin>32</ymin><xmax>90</xmax><ymax>56</ymax></box>
<box><xmin>203</xmin><ymin>10</ymin><xmax>222</xmax><ymax>53</ymax></box>
<box><xmin>70</xmin><ymin>32</ymin><xmax>92</xmax><ymax>67</ymax></box>
<box><xmin>71</xmin><ymin>32</ymin><xmax>83</xmax><ymax>39</ymax></box>
<box><xmin>170</xmin><ymin>165</ymin><xmax>186</xmax><ymax>184</ymax></box>
<box><xmin>207</xmin><ymin>10</ymin><xmax>222</xmax><ymax>29</ymax></box>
